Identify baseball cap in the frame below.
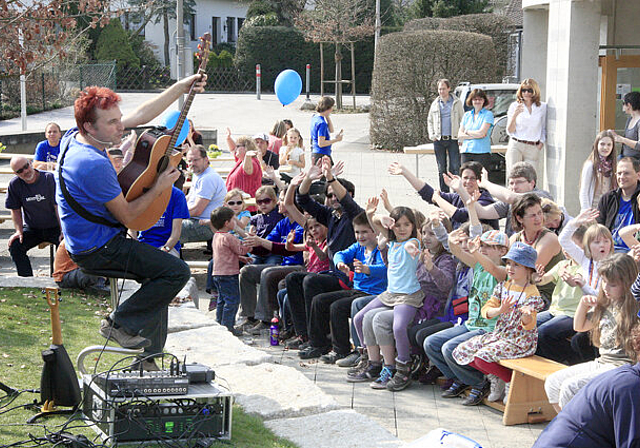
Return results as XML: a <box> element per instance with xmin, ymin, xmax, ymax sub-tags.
<box><xmin>480</xmin><ymin>230</ymin><xmax>508</xmax><ymax>247</ymax></box>
<box><xmin>252</xmin><ymin>133</ymin><xmax>268</xmax><ymax>142</ymax></box>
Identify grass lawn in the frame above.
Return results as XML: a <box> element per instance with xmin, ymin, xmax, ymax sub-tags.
<box><xmin>0</xmin><ymin>287</ymin><xmax>297</xmax><ymax>448</ymax></box>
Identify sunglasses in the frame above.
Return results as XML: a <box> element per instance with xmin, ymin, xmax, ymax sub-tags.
<box><xmin>521</xmin><ymin>88</ymin><xmax>534</xmax><ymax>94</ymax></box>
<box><xmin>14</xmin><ymin>162</ymin><xmax>30</xmax><ymax>175</ymax></box>
<box><xmin>227</xmin><ymin>200</ymin><xmax>243</xmax><ymax>206</ymax></box>
<box><xmin>326</xmin><ymin>193</ymin><xmax>335</xmax><ymax>199</ymax></box>
<box><xmin>256</xmin><ymin>198</ymin><xmax>273</xmax><ymax>205</ymax></box>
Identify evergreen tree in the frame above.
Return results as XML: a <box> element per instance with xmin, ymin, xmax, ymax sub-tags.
<box><xmin>95</xmin><ymin>19</ymin><xmax>140</xmax><ymax>69</ymax></box>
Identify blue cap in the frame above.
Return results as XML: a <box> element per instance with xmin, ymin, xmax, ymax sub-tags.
<box><xmin>502</xmin><ymin>242</ymin><xmax>537</xmax><ymax>269</ymax></box>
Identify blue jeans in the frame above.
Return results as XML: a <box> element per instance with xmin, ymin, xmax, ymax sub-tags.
<box><xmin>535</xmin><ymin>311</ymin><xmax>576</xmax><ymax>364</ymax></box>
<box><xmin>213</xmin><ymin>275</ymin><xmax>240</xmax><ymax>330</ymax></box>
<box><xmin>71</xmin><ymin>233</ymin><xmax>190</xmax><ymax>351</ymax></box>
<box><xmin>277</xmin><ymin>288</ymin><xmax>293</xmax><ymax>332</ymax></box>
<box><xmin>424</xmin><ymin>325</ymin><xmax>486</xmax><ymax>387</ymax></box>
<box><xmin>433</xmin><ymin>139</ymin><xmax>460</xmax><ymax>193</ymax></box>
<box><xmin>350</xmin><ymin>294</ymin><xmax>376</xmax><ymax>348</ymax></box>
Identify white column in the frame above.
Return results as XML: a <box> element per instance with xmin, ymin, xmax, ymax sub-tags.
<box><xmin>544</xmin><ymin>0</ymin><xmax>601</xmax><ymax>215</ymax></box>
<box><xmin>521</xmin><ymin>8</ymin><xmax>548</xmax><ymax>96</ymax></box>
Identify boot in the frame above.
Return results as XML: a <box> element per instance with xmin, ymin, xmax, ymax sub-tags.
<box><xmin>386</xmin><ymin>358</ymin><xmax>412</xmax><ymax>392</ymax></box>
<box><xmin>347</xmin><ymin>348</ymin><xmax>369</xmax><ymax>377</ymax></box>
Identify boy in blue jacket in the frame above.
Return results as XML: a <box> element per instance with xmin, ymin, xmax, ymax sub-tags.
<box><xmin>309</xmin><ymin>212</ymin><xmax>388</xmax><ymax>363</ymax></box>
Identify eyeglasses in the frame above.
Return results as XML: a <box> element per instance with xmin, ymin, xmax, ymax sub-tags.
<box><xmin>521</xmin><ymin>88</ymin><xmax>534</xmax><ymax>94</ymax></box>
<box><xmin>227</xmin><ymin>201</ymin><xmax>243</xmax><ymax>206</ymax></box>
<box><xmin>255</xmin><ymin>198</ymin><xmax>273</xmax><ymax>205</ymax></box>
<box><xmin>14</xmin><ymin>162</ymin><xmax>30</xmax><ymax>175</ymax></box>
<box><xmin>326</xmin><ymin>192</ymin><xmax>335</xmax><ymax>199</ymax></box>
<box><xmin>187</xmin><ymin>157</ymin><xmax>203</xmax><ymax>163</ymax></box>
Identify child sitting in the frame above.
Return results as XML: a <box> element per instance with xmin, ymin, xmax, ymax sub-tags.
<box><xmin>210</xmin><ymin>206</ymin><xmax>251</xmax><ymax>336</ymax></box>
<box><xmin>224</xmin><ymin>188</ymin><xmax>251</xmax><ymax>237</ymax></box>
<box><xmin>453</xmin><ymin>242</ymin><xmax>545</xmax><ymax>405</ymax></box>
<box><xmin>544</xmin><ymin>253</ymin><xmax>639</xmax><ymax>411</ymax></box>
<box><xmin>279</xmin><ymin>127</ymin><xmax>306</xmax><ymax>181</ymax></box>
<box><xmin>348</xmin><ymin>200</ymin><xmax>425</xmax><ymax>391</ymax></box>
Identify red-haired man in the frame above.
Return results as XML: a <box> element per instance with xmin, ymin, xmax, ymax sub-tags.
<box><xmin>55</xmin><ymin>75</ymin><xmax>205</xmax><ymax>370</ymax></box>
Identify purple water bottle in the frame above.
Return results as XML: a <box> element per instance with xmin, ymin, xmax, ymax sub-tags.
<box><xmin>270</xmin><ymin>316</ymin><xmax>280</xmax><ymax>346</ymax></box>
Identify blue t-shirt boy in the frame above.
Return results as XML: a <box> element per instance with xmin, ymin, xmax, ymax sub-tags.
<box><xmin>310</xmin><ymin>114</ymin><xmax>331</xmax><ymax>156</ymax></box>
<box><xmin>138</xmin><ymin>187</ymin><xmax>189</xmax><ymax>252</ymax></box>
<box><xmin>267</xmin><ymin>218</ymin><xmax>304</xmax><ymax>265</ymax></box>
<box><xmin>334</xmin><ymin>243</ymin><xmax>388</xmax><ymax>295</ymax></box>
<box><xmin>35</xmin><ymin>140</ymin><xmax>60</xmax><ymax>163</ymax></box>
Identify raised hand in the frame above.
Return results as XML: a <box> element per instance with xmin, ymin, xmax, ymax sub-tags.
<box><xmin>429</xmin><ymin>209</ymin><xmax>445</xmax><ymax>227</ymax></box>
<box><xmin>263</xmin><ymin>164</ymin><xmax>277</xmax><ymax>180</ymax></box>
<box><xmin>479</xmin><ymin>167</ymin><xmax>490</xmax><ymax>187</ymax></box>
<box><xmin>380</xmin><ymin>215</ymin><xmax>395</xmax><ymax>230</ymax></box>
<box><xmin>305</xmin><ymin>233</ymin><xmax>316</xmax><ymax>247</ymax></box>
<box><xmin>291</xmin><ymin>172</ymin><xmax>306</xmax><ymax>186</ymax></box>
<box><xmin>322</xmin><ymin>156</ymin><xmax>333</xmax><ymax>178</ymax></box>
<box><xmin>421</xmin><ymin>249</ymin><xmax>434</xmax><ymax>270</ymax></box>
<box><xmin>467</xmin><ymin>236</ymin><xmax>481</xmax><ymax>254</ymax></box>
<box><xmin>465</xmin><ymin>189</ymin><xmax>481</xmax><ymax>207</ymax></box>
<box><xmin>306</xmin><ymin>157</ymin><xmax>323</xmax><ymax>181</ymax></box>
<box><xmin>331</xmin><ymin>160</ymin><xmax>345</xmax><ymax>178</ymax></box>
<box><xmin>534</xmin><ymin>263</ymin><xmax>546</xmax><ymax>283</ymax></box>
<box><xmin>365</xmin><ymin>196</ymin><xmax>379</xmax><ymax>215</ymax></box>
<box><xmin>286</xmin><ymin>229</ymin><xmax>296</xmax><ymax>245</ymax></box>
<box><xmin>388</xmin><ymin>162</ymin><xmax>404</xmax><ymax>176</ymax></box>
<box><xmin>443</xmin><ymin>172</ymin><xmax>462</xmax><ymax>192</ymax></box>
<box><xmin>631</xmin><ymin>244</ymin><xmax>640</xmax><ymax>264</ymax></box>
<box><xmin>498</xmin><ymin>294</ymin><xmax>518</xmax><ymax>314</ymax></box>
<box><xmin>574</xmin><ymin>208</ymin><xmax>599</xmax><ymax>226</ymax></box>
<box><xmin>226</xmin><ymin>127</ymin><xmax>232</xmax><ymax>139</ymax></box>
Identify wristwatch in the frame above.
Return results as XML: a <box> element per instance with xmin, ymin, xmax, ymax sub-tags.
<box><xmin>162</xmin><ymin>246</ymin><xmax>172</xmax><ymax>252</ymax></box>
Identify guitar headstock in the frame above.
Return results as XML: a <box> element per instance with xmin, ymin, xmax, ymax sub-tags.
<box><xmin>195</xmin><ymin>33</ymin><xmax>212</xmax><ymax>73</ymax></box>
<box><xmin>42</xmin><ymin>287</ymin><xmax>61</xmax><ymax>307</ymax></box>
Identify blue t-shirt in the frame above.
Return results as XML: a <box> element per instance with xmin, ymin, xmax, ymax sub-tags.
<box><xmin>333</xmin><ymin>243</ymin><xmax>387</xmax><ymax>295</ymax></box>
<box><xmin>612</xmin><ymin>198</ymin><xmax>635</xmax><ymax>252</ymax></box>
<box><xmin>34</xmin><ymin>140</ymin><xmax>60</xmax><ymax>163</ymax></box>
<box><xmin>387</xmin><ymin>239</ymin><xmax>421</xmax><ymax>294</ymax></box>
<box><xmin>138</xmin><ymin>187</ymin><xmax>189</xmax><ymax>252</ymax></box>
<box><xmin>55</xmin><ymin>128</ymin><xmax>122</xmax><ymax>255</ymax></box>
<box><xmin>266</xmin><ymin>218</ymin><xmax>304</xmax><ymax>265</ymax></box>
<box><xmin>310</xmin><ymin>114</ymin><xmax>331</xmax><ymax>155</ymax></box>
<box><xmin>461</xmin><ymin>108</ymin><xmax>494</xmax><ymax>154</ymax></box>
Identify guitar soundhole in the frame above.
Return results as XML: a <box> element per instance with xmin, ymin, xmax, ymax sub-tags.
<box><xmin>143</xmin><ymin>188</ymin><xmax>150</xmax><ymax>193</ymax></box>
<box><xmin>157</xmin><ymin>156</ymin><xmax>169</xmax><ymax>173</ymax></box>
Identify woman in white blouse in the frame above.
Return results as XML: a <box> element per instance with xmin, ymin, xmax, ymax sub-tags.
<box><xmin>505</xmin><ymin>79</ymin><xmax>547</xmax><ymax>179</ymax></box>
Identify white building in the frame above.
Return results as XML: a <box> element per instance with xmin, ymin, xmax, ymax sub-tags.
<box><xmin>137</xmin><ymin>0</ymin><xmax>248</xmax><ymax>77</ymax></box>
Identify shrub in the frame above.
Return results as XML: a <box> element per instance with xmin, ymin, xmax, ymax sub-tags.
<box><xmin>95</xmin><ymin>19</ymin><xmax>140</xmax><ymax>70</ymax></box>
<box><xmin>235</xmin><ymin>25</ymin><xmax>376</xmax><ymax>94</ymax></box>
<box><xmin>244</xmin><ymin>12</ymin><xmax>280</xmax><ymax>27</ymax></box>
<box><xmin>370</xmin><ymin>30</ymin><xmax>496</xmax><ymax>150</ymax></box>
<box><xmin>403</xmin><ymin>13</ymin><xmax>514</xmax><ymax>80</ymax></box>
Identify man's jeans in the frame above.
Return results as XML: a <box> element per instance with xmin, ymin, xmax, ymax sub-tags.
<box><xmin>433</xmin><ymin>139</ymin><xmax>460</xmax><ymax>193</ymax></box>
<box><xmin>71</xmin><ymin>234</ymin><xmax>190</xmax><ymax>353</ymax></box>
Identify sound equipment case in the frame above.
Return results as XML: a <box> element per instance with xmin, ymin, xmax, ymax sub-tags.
<box><xmin>82</xmin><ymin>374</ymin><xmax>232</xmax><ymax>446</ymax></box>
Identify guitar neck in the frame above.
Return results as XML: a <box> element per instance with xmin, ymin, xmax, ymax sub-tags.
<box><xmin>45</xmin><ymin>288</ymin><xmax>63</xmax><ymax>345</ymax></box>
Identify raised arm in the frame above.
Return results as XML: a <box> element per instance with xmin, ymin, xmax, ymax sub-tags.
<box><xmin>573</xmin><ymin>295</ymin><xmax>598</xmax><ymax>332</ymax></box>
<box><xmin>478</xmin><ymin>167</ymin><xmax>520</xmax><ymax>204</ymax></box>
<box><xmin>388</xmin><ymin>162</ymin><xmax>427</xmax><ymax>194</ymax></box>
<box><xmin>448</xmin><ymin>228</ymin><xmax>476</xmax><ymax>268</ymax></box>
<box><xmin>284</xmin><ymin>173</ymin><xmax>308</xmax><ymax>227</ymax></box>
<box><xmin>620</xmin><ymin>223</ymin><xmax>640</xmax><ymax>249</ymax></box>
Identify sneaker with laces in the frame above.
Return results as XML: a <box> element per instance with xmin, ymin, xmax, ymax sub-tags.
<box><xmin>370</xmin><ymin>366</ymin><xmax>396</xmax><ymax>389</ymax></box>
<box><xmin>99</xmin><ymin>319</ymin><xmax>150</xmax><ymax>349</ymax></box>
<box><xmin>285</xmin><ymin>335</ymin><xmax>308</xmax><ymax>350</ymax></box>
<box><xmin>441</xmin><ymin>381</ymin><xmax>470</xmax><ymax>398</ymax></box>
<box><xmin>347</xmin><ymin>350</ymin><xmax>369</xmax><ymax>376</ymax></box>
<box><xmin>346</xmin><ymin>362</ymin><xmax>382</xmax><ymax>383</ymax></box>
<box><xmin>320</xmin><ymin>351</ymin><xmax>348</xmax><ymax>364</ymax></box>
<box><xmin>127</xmin><ymin>357</ymin><xmax>160</xmax><ymax>372</ymax></box>
<box><xmin>487</xmin><ymin>374</ymin><xmax>506</xmax><ymax>402</ymax></box>
<box><xmin>299</xmin><ymin>346</ymin><xmax>331</xmax><ymax>360</ymax></box>
<box><xmin>461</xmin><ymin>386</ymin><xmax>489</xmax><ymax>406</ymax></box>
<box><xmin>336</xmin><ymin>351</ymin><xmax>361</xmax><ymax>368</ymax></box>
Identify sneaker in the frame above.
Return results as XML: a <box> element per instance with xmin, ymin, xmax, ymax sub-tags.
<box><xmin>248</xmin><ymin>321</ymin><xmax>269</xmax><ymax>335</ymax></box>
<box><xmin>320</xmin><ymin>351</ymin><xmax>348</xmax><ymax>364</ymax></box>
<box><xmin>370</xmin><ymin>366</ymin><xmax>396</xmax><ymax>389</ymax></box>
<box><xmin>336</xmin><ymin>351</ymin><xmax>361</xmax><ymax>368</ymax></box>
<box><xmin>347</xmin><ymin>352</ymin><xmax>369</xmax><ymax>377</ymax></box>
<box><xmin>386</xmin><ymin>360</ymin><xmax>412</xmax><ymax>392</ymax></box>
<box><xmin>487</xmin><ymin>374</ymin><xmax>506</xmax><ymax>402</ymax></box>
<box><xmin>441</xmin><ymin>381</ymin><xmax>470</xmax><ymax>398</ymax></box>
<box><xmin>99</xmin><ymin>319</ymin><xmax>150</xmax><ymax>349</ymax></box>
<box><xmin>461</xmin><ymin>386</ymin><xmax>489</xmax><ymax>406</ymax></box>
<box><xmin>278</xmin><ymin>329</ymin><xmax>295</xmax><ymax>342</ymax></box>
<box><xmin>285</xmin><ymin>335</ymin><xmax>308</xmax><ymax>350</ymax></box>
<box><xmin>229</xmin><ymin>327</ymin><xmax>244</xmax><ymax>337</ymax></box>
<box><xmin>346</xmin><ymin>362</ymin><xmax>382</xmax><ymax>383</ymax></box>
<box><xmin>235</xmin><ymin>318</ymin><xmax>257</xmax><ymax>332</ymax></box>
<box><xmin>503</xmin><ymin>381</ymin><xmax>511</xmax><ymax>405</ymax></box>
<box><xmin>299</xmin><ymin>346</ymin><xmax>331</xmax><ymax>360</ymax></box>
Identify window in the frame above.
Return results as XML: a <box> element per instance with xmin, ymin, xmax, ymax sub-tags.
<box><xmin>226</xmin><ymin>16</ymin><xmax>235</xmax><ymax>42</ymax></box>
<box><xmin>211</xmin><ymin>17</ymin><xmax>220</xmax><ymax>47</ymax></box>
<box><xmin>237</xmin><ymin>17</ymin><xmax>244</xmax><ymax>32</ymax></box>
<box><xmin>189</xmin><ymin>14</ymin><xmax>197</xmax><ymax>41</ymax></box>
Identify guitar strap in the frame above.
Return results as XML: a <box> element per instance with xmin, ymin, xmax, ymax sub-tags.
<box><xmin>58</xmin><ymin>132</ymin><xmax>124</xmax><ymax>229</ymax></box>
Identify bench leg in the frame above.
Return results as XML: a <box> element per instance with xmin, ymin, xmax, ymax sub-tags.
<box><xmin>502</xmin><ymin>371</ymin><xmax>558</xmax><ymax>426</ymax></box>
<box><xmin>49</xmin><ymin>244</ymin><xmax>54</xmax><ymax>277</ymax></box>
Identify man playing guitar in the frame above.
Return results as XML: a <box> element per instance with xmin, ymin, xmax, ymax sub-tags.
<box><xmin>55</xmin><ymin>75</ymin><xmax>206</xmax><ymax>358</ymax></box>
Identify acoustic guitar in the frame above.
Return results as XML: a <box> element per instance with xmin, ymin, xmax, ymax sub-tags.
<box><xmin>117</xmin><ymin>33</ymin><xmax>211</xmax><ymax>231</ymax></box>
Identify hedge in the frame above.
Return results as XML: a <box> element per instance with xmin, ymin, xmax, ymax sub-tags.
<box><xmin>403</xmin><ymin>13</ymin><xmax>514</xmax><ymax>81</ymax></box>
<box><xmin>370</xmin><ymin>30</ymin><xmax>497</xmax><ymax>150</ymax></box>
<box><xmin>234</xmin><ymin>25</ymin><xmax>376</xmax><ymax>94</ymax></box>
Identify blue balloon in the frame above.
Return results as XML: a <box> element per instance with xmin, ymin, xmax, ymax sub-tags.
<box><xmin>158</xmin><ymin>110</ymin><xmax>190</xmax><ymax>146</ymax></box>
<box><xmin>274</xmin><ymin>69</ymin><xmax>302</xmax><ymax>106</ymax></box>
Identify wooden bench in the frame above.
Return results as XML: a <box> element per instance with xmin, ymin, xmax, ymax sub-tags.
<box><xmin>186</xmin><ymin>260</ymin><xmax>210</xmax><ymax>270</ymax></box>
<box><xmin>37</xmin><ymin>242</ymin><xmax>55</xmax><ymax>276</ymax></box>
<box><xmin>0</xmin><ymin>183</ymin><xmax>8</xmax><ymax>193</ymax></box>
<box><xmin>0</xmin><ymin>213</ymin><xmax>11</xmax><ymax>224</ymax></box>
<box><xmin>0</xmin><ymin>153</ymin><xmax>34</xmax><ymax>160</ymax></box>
<box><xmin>483</xmin><ymin>356</ymin><xmax>566</xmax><ymax>426</ymax></box>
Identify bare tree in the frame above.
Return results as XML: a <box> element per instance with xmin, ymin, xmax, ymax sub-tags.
<box><xmin>295</xmin><ymin>0</ymin><xmax>374</xmax><ymax>107</ymax></box>
<box><xmin>1</xmin><ymin>0</ymin><xmax>114</xmax><ymax>76</ymax></box>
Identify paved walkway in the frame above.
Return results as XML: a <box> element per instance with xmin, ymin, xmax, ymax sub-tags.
<box><xmin>0</xmin><ymin>94</ymin><xmax>546</xmax><ymax>447</ymax></box>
